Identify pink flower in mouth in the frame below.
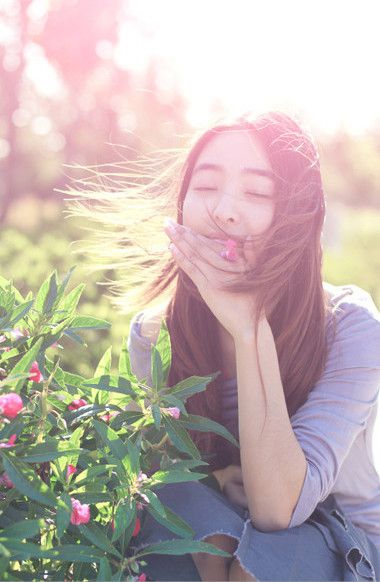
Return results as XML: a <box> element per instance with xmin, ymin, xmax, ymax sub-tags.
<box><xmin>0</xmin><ymin>434</ymin><xmax>17</xmax><ymax>448</ymax></box>
<box><xmin>0</xmin><ymin>472</ymin><xmax>14</xmax><ymax>489</ymax></box>
<box><xmin>70</xmin><ymin>498</ymin><xmax>90</xmax><ymax>525</ymax></box>
<box><xmin>220</xmin><ymin>239</ymin><xmax>239</xmax><ymax>262</ymax></box>
<box><xmin>68</xmin><ymin>398</ymin><xmax>88</xmax><ymax>411</ymax></box>
<box><xmin>29</xmin><ymin>361</ymin><xmax>44</xmax><ymax>383</ymax></box>
<box><xmin>0</xmin><ymin>393</ymin><xmax>23</xmax><ymax>419</ymax></box>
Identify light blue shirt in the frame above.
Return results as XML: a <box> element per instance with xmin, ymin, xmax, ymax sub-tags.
<box><xmin>127</xmin><ymin>283</ymin><xmax>380</xmax><ymax>550</ymax></box>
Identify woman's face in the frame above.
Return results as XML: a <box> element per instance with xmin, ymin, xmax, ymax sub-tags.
<box><xmin>182</xmin><ymin>130</ymin><xmax>276</xmax><ymax>265</ymax></box>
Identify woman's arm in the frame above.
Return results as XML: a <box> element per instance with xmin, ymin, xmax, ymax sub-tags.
<box><xmin>235</xmin><ymin>318</ymin><xmax>307</xmax><ymax>532</ymax></box>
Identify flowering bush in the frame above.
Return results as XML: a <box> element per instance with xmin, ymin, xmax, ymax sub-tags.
<box><xmin>0</xmin><ymin>269</ymin><xmax>239</xmax><ymax>580</ymax></box>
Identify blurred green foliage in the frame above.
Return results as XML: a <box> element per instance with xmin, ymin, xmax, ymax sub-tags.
<box><xmin>0</xmin><ymin>213</ymin><xmax>131</xmax><ymax>380</ymax></box>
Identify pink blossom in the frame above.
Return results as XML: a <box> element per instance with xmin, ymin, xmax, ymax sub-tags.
<box><xmin>0</xmin><ymin>393</ymin><xmax>23</xmax><ymax>419</ymax></box>
<box><xmin>137</xmin><ymin>470</ymin><xmax>148</xmax><ymax>483</ymax></box>
<box><xmin>70</xmin><ymin>498</ymin><xmax>90</xmax><ymax>525</ymax></box>
<box><xmin>28</xmin><ymin>361</ymin><xmax>43</xmax><ymax>383</ymax></box>
<box><xmin>0</xmin><ymin>434</ymin><xmax>17</xmax><ymax>448</ymax></box>
<box><xmin>132</xmin><ymin>517</ymin><xmax>141</xmax><ymax>537</ymax></box>
<box><xmin>10</xmin><ymin>328</ymin><xmax>25</xmax><ymax>341</ymax></box>
<box><xmin>165</xmin><ymin>407</ymin><xmax>181</xmax><ymax>420</ymax></box>
<box><xmin>138</xmin><ymin>574</ymin><xmax>147</xmax><ymax>581</ymax></box>
<box><xmin>0</xmin><ymin>472</ymin><xmax>14</xmax><ymax>488</ymax></box>
<box><xmin>99</xmin><ymin>411</ymin><xmax>118</xmax><ymax>423</ymax></box>
<box><xmin>68</xmin><ymin>398</ymin><xmax>88</xmax><ymax>411</ymax></box>
<box><xmin>66</xmin><ymin>464</ymin><xmax>77</xmax><ymax>479</ymax></box>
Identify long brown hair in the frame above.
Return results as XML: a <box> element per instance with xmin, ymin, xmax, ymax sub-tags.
<box><xmin>65</xmin><ymin>111</ymin><xmax>332</xmax><ymax>471</ymax></box>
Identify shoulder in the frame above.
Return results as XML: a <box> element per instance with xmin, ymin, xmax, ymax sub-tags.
<box><xmin>324</xmin><ymin>281</ymin><xmax>379</xmax><ymax>319</ymax></box>
<box><xmin>323</xmin><ymin>282</ymin><xmax>380</xmax><ymax>366</ymax></box>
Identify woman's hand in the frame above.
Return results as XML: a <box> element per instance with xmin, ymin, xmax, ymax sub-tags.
<box><xmin>164</xmin><ymin>220</ymin><xmax>262</xmax><ymax>339</ymax></box>
<box><xmin>213</xmin><ymin>465</ymin><xmax>249</xmax><ymax>509</ymax></box>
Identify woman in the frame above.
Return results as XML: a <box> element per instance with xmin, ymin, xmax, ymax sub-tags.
<box><xmin>68</xmin><ymin>111</ymin><xmax>380</xmax><ymax>580</ymax></box>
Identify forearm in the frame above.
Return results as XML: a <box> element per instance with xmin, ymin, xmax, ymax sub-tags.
<box><xmin>235</xmin><ymin>318</ymin><xmax>307</xmax><ymax>531</ymax></box>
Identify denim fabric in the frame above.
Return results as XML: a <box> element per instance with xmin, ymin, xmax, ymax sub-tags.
<box><xmin>131</xmin><ymin>480</ymin><xmax>380</xmax><ymax>581</ymax></box>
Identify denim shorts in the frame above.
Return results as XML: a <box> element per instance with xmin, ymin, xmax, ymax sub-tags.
<box><xmin>130</xmin><ymin>478</ymin><xmax>380</xmax><ymax>581</ymax></box>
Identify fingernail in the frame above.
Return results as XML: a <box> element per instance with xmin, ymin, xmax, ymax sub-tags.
<box><xmin>164</xmin><ymin>217</ymin><xmax>177</xmax><ymax>231</ymax></box>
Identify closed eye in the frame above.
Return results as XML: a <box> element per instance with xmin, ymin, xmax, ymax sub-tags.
<box><xmin>195</xmin><ymin>187</ymin><xmax>269</xmax><ymax>198</ymax></box>
<box><xmin>246</xmin><ymin>191</ymin><xmax>270</xmax><ymax>198</ymax></box>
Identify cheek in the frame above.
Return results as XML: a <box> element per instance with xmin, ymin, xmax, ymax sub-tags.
<box><xmin>182</xmin><ymin>194</ymin><xmax>204</xmax><ymax>229</ymax></box>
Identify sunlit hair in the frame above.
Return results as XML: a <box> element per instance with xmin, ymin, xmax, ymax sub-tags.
<box><xmin>65</xmin><ymin>111</ymin><xmax>333</xmax><ymax>471</ymax></box>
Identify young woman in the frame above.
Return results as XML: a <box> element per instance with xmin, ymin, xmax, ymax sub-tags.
<box><xmin>67</xmin><ymin>111</ymin><xmax>380</xmax><ymax>581</ymax></box>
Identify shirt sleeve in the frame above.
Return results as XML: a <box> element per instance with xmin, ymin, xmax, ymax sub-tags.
<box><xmin>288</xmin><ymin>287</ymin><xmax>380</xmax><ymax>528</ymax></box>
<box><xmin>126</xmin><ymin>310</ymin><xmax>154</xmax><ymax>387</ymax></box>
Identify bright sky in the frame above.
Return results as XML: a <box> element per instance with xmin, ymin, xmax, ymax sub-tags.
<box><xmin>119</xmin><ymin>0</ymin><xmax>380</xmax><ymax>135</ymax></box>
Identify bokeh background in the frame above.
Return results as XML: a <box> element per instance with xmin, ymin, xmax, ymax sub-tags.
<box><xmin>1</xmin><ymin>0</ymin><xmax>380</xmax><ymax>382</ymax></box>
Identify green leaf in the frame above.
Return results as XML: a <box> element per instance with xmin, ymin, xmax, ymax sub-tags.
<box><xmin>1</xmin><ymin>453</ymin><xmax>65</xmax><ymax>509</ymax></box>
<box><xmin>74</xmin><ymin>464</ymin><xmax>116</xmax><ymax>485</ymax></box>
<box><xmin>145</xmin><ymin>503</ymin><xmax>196</xmax><ymax>539</ymax></box>
<box><xmin>168</xmin><ymin>372</ymin><xmax>220</xmax><ymax>400</ymax></box>
<box><xmin>5</xmin><ymin>518</ymin><xmax>43</xmax><ymax>539</ymax></box>
<box><xmin>155</xmin><ymin>317</ymin><xmax>172</xmax><ymax>385</ymax></box>
<box><xmin>20</xmin><ymin>441</ymin><xmax>82</xmax><ymax>463</ymax></box>
<box><xmin>178</xmin><ymin>414</ymin><xmax>240</xmax><ymax>448</ymax></box>
<box><xmin>135</xmin><ymin>538</ymin><xmax>232</xmax><ymax>558</ymax></box>
<box><xmin>82</xmin><ymin>375</ymin><xmax>136</xmax><ymax>397</ymax></box>
<box><xmin>8</xmin><ymin>336</ymin><xmax>44</xmax><ymax>391</ymax></box>
<box><xmin>63</xmin><ymin>370</ymin><xmax>86</xmax><ymax>389</ymax></box>
<box><xmin>79</xmin><ymin>522</ymin><xmax>122</xmax><ymax>559</ymax></box>
<box><xmin>56</xmin><ymin>281</ymin><xmax>84</xmax><ymax>317</ymax></box>
<box><xmin>63</xmin><ymin>329</ymin><xmax>87</xmax><ymax>345</ymax></box>
<box><xmin>68</xmin><ymin>492</ymin><xmax>113</xmax><ymax>504</ymax></box>
<box><xmin>98</xmin><ymin>557</ymin><xmax>113</xmax><ymax>581</ymax></box>
<box><xmin>150</xmin><ymin>344</ymin><xmax>163</xmax><ymax>391</ymax></box>
<box><xmin>42</xmin><ymin>544</ymin><xmax>104</xmax><ymax>563</ymax></box>
<box><xmin>94</xmin><ymin>346</ymin><xmax>112</xmax><ymax>377</ymax></box>
<box><xmin>149</xmin><ymin>469</ymin><xmax>207</xmax><ymax>486</ymax></box>
<box><xmin>162</xmin><ymin>415</ymin><xmax>201</xmax><ymax>459</ymax></box>
<box><xmin>65</xmin><ymin>404</ymin><xmax>116</xmax><ymax>426</ymax></box>
<box><xmin>118</xmin><ymin>338</ymin><xmax>134</xmax><ymax>378</ymax></box>
<box><xmin>92</xmin><ymin>420</ymin><xmax>129</xmax><ymax>467</ymax></box>
<box><xmin>56</xmin><ymin>492</ymin><xmax>71</xmax><ymax>538</ymax></box>
<box><xmin>34</xmin><ymin>271</ymin><xmax>57</xmax><ymax>314</ymax></box>
<box><xmin>44</xmin><ymin>271</ymin><xmax>59</xmax><ymax>313</ymax></box>
<box><xmin>68</xmin><ymin>315</ymin><xmax>111</xmax><ymax>331</ymax></box>
<box><xmin>151</xmin><ymin>404</ymin><xmax>162</xmax><ymax>429</ymax></box>
<box><xmin>8</xmin><ymin>300</ymin><xmax>34</xmax><ymax>328</ymax></box>
<box><xmin>142</xmin><ymin>489</ymin><xmax>167</xmax><ymax>517</ymax></box>
<box><xmin>0</xmin><ymin>275</ymin><xmax>24</xmax><ymax>304</ymax></box>
<box><xmin>125</xmin><ymin>437</ymin><xmax>140</xmax><ymax>475</ymax></box>
<box><xmin>111</xmin><ymin>498</ymin><xmax>136</xmax><ymax>543</ymax></box>
<box><xmin>0</xmin><ymin>539</ymin><xmax>45</xmax><ymax>560</ymax></box>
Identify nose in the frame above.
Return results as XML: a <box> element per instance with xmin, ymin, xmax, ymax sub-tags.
<box><xmin>213</xmin><ymin>191</ymin><xmax>240</xmax><ymax>225</ymax></box>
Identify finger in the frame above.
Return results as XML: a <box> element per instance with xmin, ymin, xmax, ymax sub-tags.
<box><xmin>167</xmin><ymin>223</ymin><xmax>247</xmax><ymax>274</ymax></box>
<box><xmin>168</xmin><ymin>242</ymin><xmax>208</xmax><ymax>287</ymax></box>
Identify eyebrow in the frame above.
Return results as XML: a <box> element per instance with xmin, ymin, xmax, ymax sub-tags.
<box><xmin>192</xmin><ymin>162</ymin><xmax>275</xmax><ymax>179</ymax></box>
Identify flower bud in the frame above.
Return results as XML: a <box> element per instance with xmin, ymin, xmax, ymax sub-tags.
<box><xmin>0</xmin><ymin>393</ymin><xmax>23</xmax><ymax>419</ymax></box>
